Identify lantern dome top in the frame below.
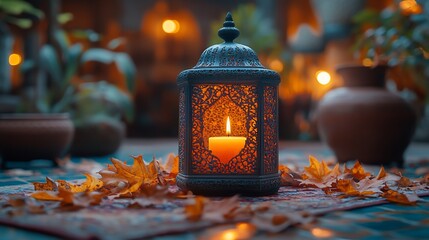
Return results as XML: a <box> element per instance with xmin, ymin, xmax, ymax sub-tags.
<box><xmin>193</xmin><ymin>12</ymin><xmax>263</xmax><ymax>69</ymax></box>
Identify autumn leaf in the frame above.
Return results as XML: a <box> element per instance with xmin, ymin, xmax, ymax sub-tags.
<box><xmin>57</xmin><ymin>173</ymin><xmax>103</xmax><ymax>193</ymax></box>
<box><xmin>184</xmin><ymin>195</ymin><xmax>240</xmax><ymax>222</ymax></box>
<box><xmin>33</xmin><ymin>177</ymin><xmax>57</xmax><ymax>191</ymax></box>
<box><xmin>163</xmin><ymin>153</ymin><xmax>179</xmax><ymax>175</ymax></box>
<box><xmin>336</xmin><ymin>178</ymin><xmax>382</xmax><ymax>197</ymax></box>
<box><xmin>376</xmin><ymin>166</ymin><xmax>386</xmax><ymax>180</ymax></box>
<box><xmin>299</xmin><ymin>156</ymin><xmax>340</xmax><ymax>188</ymax></box>
<box><xmin>31</xmin><ymin>191</ymin><xmax>63</xmax><ymax>201</ymax></box>
<box><xmin>381</xmin><ymin>189</ymin><xmax>420</xmax><ymax>205</ymax></box>
<box><xmin>397</xmin><ymin>176</ymin><xmax>416</xmax><ymax>188</ymax></box>
<box><xmin>279</xmin><ymin>164</ymin><xmax>301</xmax><ymax>187</ymax></box>
<box><xmin>344</xmin><ymin>161</ymin><xmax>371</xmax><ymax>181</ymax></box>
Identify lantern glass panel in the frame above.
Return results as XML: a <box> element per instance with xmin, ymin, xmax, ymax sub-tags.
<box><xmin>191</xmin><ymin>84</ymin><xmax>258</xmax><ymax>175</ymax></box>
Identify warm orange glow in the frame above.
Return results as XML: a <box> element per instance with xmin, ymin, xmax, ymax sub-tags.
<box><xmin>400</xmin><ymin>0</ymin><xmax>422</xmax><ymax>15</ymax></box>
<box><xmin>9</xmin><ymin>53</ymin><xmax>22</xmax><ymax>66</ymax></box>
<box><xmin>226</xmin><ymin>116</ymin><xmax>231</xmax><ymax>136</ymax></box>
<box><xmin>316</xmin><ymin>70</ymin><xmax>331</xmax><ymax>85</ymax></box>
<box><xmin>209</xmin><ymin>116</ymin><xmax>246</xmax><ymax>164</ymax></box>
<box><xmin>162</xmin><ymin>19</ymin><xmax>180</xmax><ymax>33</ymax></box>
<box><xmin>220</xmin><ymin>230</ymin><xmax>238</xmax><ymax>240</ymax></box>
<box><xmin>362</xmin><ymin>58</ymin><xmax>373</xmax><ymax>67</ymax></box>
<box><xmin>269</xmin><ymin>59</ymin><xmax>284</xmax><ymax>73</ymax></box>
<box><xmin>311</xmin><ymin>227</ymin><xmax>333</xmax><ymax>238</ymax></box>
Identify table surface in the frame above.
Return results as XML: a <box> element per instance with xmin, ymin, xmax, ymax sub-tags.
<box><xmin>1</xmin><ymin>139</ymin><xmax>429</xmax><ymax>240</ymax></box>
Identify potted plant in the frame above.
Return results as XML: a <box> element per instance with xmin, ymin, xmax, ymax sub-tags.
<box><xmin>28</xmin><ymin>35</ymin><xmax>136</xmax><ymax>156</ymax></box>
<box><xmin>0</xmin><ymin>1</ymin><xmax>136</xmax><ymax>165</ymax></box>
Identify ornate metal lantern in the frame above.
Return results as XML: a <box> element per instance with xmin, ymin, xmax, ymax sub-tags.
<box><xmin>176</xmin><ymin>13</ymin><xmax>280</xmax><ymax>196</ymax></box>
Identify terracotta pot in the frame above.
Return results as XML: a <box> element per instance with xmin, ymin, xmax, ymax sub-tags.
<box><xmin>316</xmin><ymin>65</ymin><xmax>416</xmax><ymax>166</ymax></box>
<box><xmin>0</xmin><ymin>114</ymin><xmax>74</xmax><ymax>164</ymax></box>
<box><xmin>70</xmin><ymin>119</ymin><xmax>125</xmax><ymax>157</ymax></box>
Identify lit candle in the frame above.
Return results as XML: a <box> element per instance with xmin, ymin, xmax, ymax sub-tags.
<box><xmin>209</xmin><ymin>116</ymin><xmax>246</xmax><ymax>164</ymax></box>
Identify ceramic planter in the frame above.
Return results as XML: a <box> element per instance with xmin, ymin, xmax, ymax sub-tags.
<box><xmin>0</xmin><ymin>113</ymin><xmax>74</xmax><ymax>167</ymax></box>
<box><xmin>70</xmin><ymin>118</ymin><xmax>125</xmax><ymax>156</ymax></box>
<box><xmin>316</xmin><ymin>65</ymin><xmax>416</xmax><ymax>166</ymax></box>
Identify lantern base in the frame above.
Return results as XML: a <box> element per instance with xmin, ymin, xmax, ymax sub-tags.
<box><xmin>176</xmin><ymin>173</ymin><xmax>280</xmax><ymax>196</ymax></box>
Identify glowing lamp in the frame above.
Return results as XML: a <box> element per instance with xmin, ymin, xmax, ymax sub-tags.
<box><xmin>176</xmin><ymin>13</ymin><xmax>281</xmax><ymax>196</ymax></box>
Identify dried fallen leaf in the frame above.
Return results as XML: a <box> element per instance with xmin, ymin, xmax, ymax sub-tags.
<box><xmin>397</xmin><ymin>175</ymin><xmax>416</xmax><ymax>188</ymax></box>
<box><xmin>299</xmin><ymin>156</ymin><xmax>340</xmax><ymax>188</ymax></box>
<box><xmin>279</xmin><ymin>164</ymin><xmax>301</xmax><ymax>187</ymax></box>
<box><xmin>381</xmin><ymin>189</ymin><xmax>420</xmax><ymax>205</ymax></box>
<box><xmin>31</xmin><ymin>192</ymin><xmax>63</xmax><ymax>201</ymax></box>
<box><xmin>344</xmin><ymin>161</ymin><xmax>371</xmax><ymax>181</ymax></box>
<box><xmin>33</xmin><ymin>177</ymin><xmax>57</xmax><ymax>191</ymax></box>
<box><xmin>184</xmin><ymin>195</ymin><xmax>240</xmax><ymax>223</ymax></box>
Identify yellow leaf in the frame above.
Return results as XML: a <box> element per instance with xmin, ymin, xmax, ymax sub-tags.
<box><xmin>33</xmin><ymin>177</ymin><xmax>57</xmax><ymax>191</ymax></box>
<box><xmin>59</xmin><ymin>174</ymin><xmax>103</xmax><ymax>193</ymax></box>
<box><xmin>31</xmin><ymin>192</ymin><xmax>63</xmax><ymax>201</ymax></box>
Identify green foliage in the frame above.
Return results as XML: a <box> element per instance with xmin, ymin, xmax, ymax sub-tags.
<box><xmin>69</xmin><ymin>81</ymin><xmax>134</xmax><ymax>125</ymax></box>
<box><xmin>0</xmin><ymin>0</ymin><xmax>43</xmax><ymax>28</ymax></box>
<box><xmin>353</xmin><ymin>1</ymin><xmax>429</xmax><ymax>99</ymax></box>
<box><xmin>209</xmin><ymin>4</ymin><xmax>279</xmax><ymax>54</ymax></box>
<box><xmin>21</xmin><ymin>32</ymin><xmax>137</xmax><ymax>123</ymax></box>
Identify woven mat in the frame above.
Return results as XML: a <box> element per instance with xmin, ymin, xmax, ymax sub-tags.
<box><xmin>1</xmin><ymin>183</ymin><xmax>428</xmax><ymax>240</ymax></box>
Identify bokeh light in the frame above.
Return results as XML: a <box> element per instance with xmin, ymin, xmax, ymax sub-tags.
<box><xmin>9</xmin><ymin>53</ymin><xmax>22</xmax><ymax>66</ymax></box>
<box><xmin>162</xmin><ymin>19</ymin><xmax>180</xmax><ymax>34</ymax></box>
<box><xmin>269</xmin><ymin>59</ymin><xmax>284</xmax><ymax>73</ymax></box>
<box><xmin>316</xmin><ymin>70</ymin><xmax>331</xmax><ymax>85</ymax></box>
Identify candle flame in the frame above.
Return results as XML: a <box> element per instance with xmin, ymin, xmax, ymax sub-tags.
<box><xmin>226</xmin><ymin>116</ymin><xmax>231</xmax><ymax>136</ymax></box>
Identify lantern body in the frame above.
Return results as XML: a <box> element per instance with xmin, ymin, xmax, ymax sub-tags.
<box><xmin>176</xmin><ymin>13</ymin><xmax>280</xmax><ymax>196</ymax></box>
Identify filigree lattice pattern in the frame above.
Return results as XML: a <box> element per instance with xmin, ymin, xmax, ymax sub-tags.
<box><xmin>179</xmin><ymin>88</ymin><xmax>186</xmax><ymax>173</ymax></box>
<box><xmin>202</xmin><ymin>96</ymin><xmax>246</xmax><ymax>147</ymax></box>
<box><xmin>263</xmin><ymin>86</ymin><xmax>278</xmax><ymax>174</ymax></box>
<box><xmin>191</xmin><ymin>84</ymin><xmax>258</xmax><ymax>174</ymax></box>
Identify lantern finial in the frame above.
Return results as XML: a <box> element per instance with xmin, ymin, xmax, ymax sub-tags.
<box><xmin>218</xmin><ymin>12</ymin><xmax>240</xmax><ymax>43</ymax></box>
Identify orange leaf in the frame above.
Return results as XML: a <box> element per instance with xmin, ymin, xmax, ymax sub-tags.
<box><xmin>345</xmin><ymin>161</ymin><xmax>371</xmax><ymax>181</ymax></box>
<box><xmin>31</xmin><ymin>192</ymin><xmax>63</xmax><ymax>201</ymax></box>
<box><xmin>33</xmin><ymin>177</ymin><xmax>57</xmax><ymax>191</ymax></box>
<box><xmin>279</xmin><ymin>164</ymin><xmax>301</xmax><ymax>187</ymax></box>
<box><xmin>382</xmin><ymin>189</ymin><xmax>419</xmax><ymax>205</ymax></box>
<box><xmin>376</xmin><ymin>166</ymin><xmax>386</xmax><ymax>180</ymax></box>
<box><xmin>185</xmin><ymin>196</ymin><xmax>206</xmax><ymax>221</ymax></box>
<box><xmin>58</xmin><ymin>174</ymin><xmax>103</xmax><ymax>193</ymax></box>
<box><xmin>397</xmin><ymin>176</ymin><xmax>415</xmax><ymax>188</ymax></box>
<box><xmin>163</xmin><ymin>153</ymin><xmax>179</xmax><ymax>175</ymax></box>
<box><xmin>300</xmin><ymin>156</ymin><xmax>340</xmax><ymax>188</ymax></box>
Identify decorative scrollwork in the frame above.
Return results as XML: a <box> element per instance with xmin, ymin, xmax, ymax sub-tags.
<box><xmin>191</xmin><ymin>84</ymin><xmax>258</xmax><ymax>174</ymax></box>
<box><xmin>178</xmin><ymin>87</ymin><xmax>186</xmax><ymax>173</ymax></box>
<box><xmin>263</xmin><ymin>86</ymin><xmax>278</xmax><ymax>174</ymax></box>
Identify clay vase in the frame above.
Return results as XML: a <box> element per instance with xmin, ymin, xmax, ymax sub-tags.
<box><xmin>0</xmin><ymin>113</ymin><xmax>74</xmax><ymax>166</ymax></box>
<box><xmin>316</xmin><ymin>65</ymin><xmax>416</xmax><ymax>166</ymax></box>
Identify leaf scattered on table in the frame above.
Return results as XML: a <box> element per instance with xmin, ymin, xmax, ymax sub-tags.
<box><xmin>344</xmin><ymin>161</ymin><xmax>371</xmax><ymax>181</ymax></box>
<box><xmin>33</xmin><ymin>177</ymin><xmax>57</xmax><ymax>191</ymax></box>
<box><xmin>299</xmin><ymin>156</ymin><xmax>340</xmax><ymax>188</ymax></box>
<box><xmin>381</xmin><ymin>188</ymin><xmax>420</xmax><ymax>205</ymax></box>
